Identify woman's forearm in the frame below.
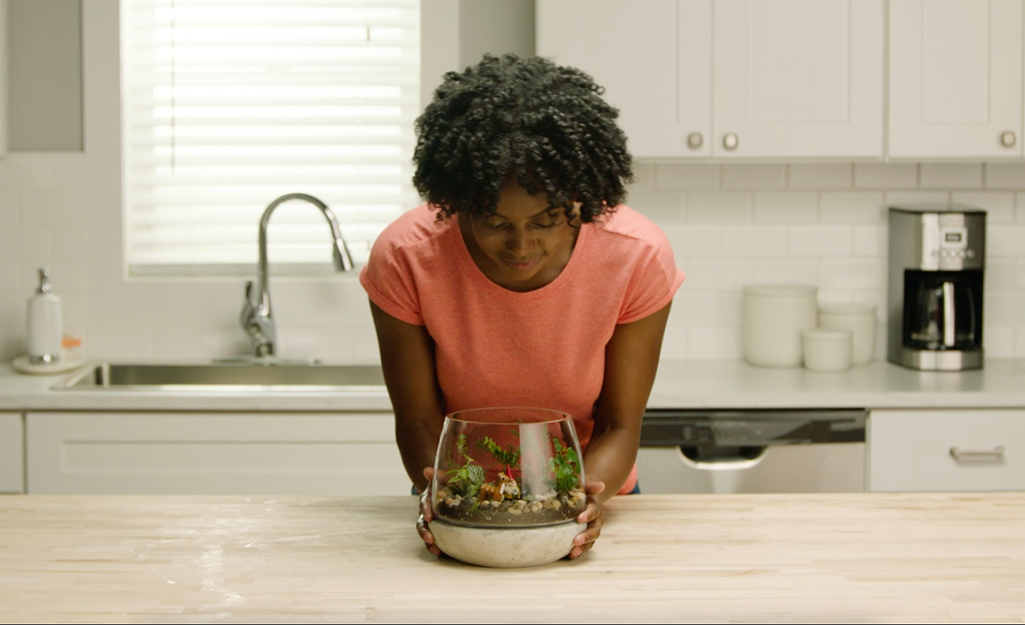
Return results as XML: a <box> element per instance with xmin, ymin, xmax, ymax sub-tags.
<box><xmin>395</xmin><ymin>415</ymin><xmax>443</xmax><ymax>491</ymax></box>
<box><xmin>582</xmin><ymin>424</ymin><xmax>641</xmax><ymax>505</ymax></box>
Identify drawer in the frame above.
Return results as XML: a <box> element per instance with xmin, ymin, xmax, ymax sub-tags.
<box><xmin>868</xmin><ymin>409</ymin><xmax>1025</xmax><ymax>492</ymax></box>
<box><xmin>0</xmin><ymin>413</ymin><xmax>24</xmax><ymax>493</ymax></box>
<box><xmin>26</xmin><ymin>412</ymin><xmax>409</xmax><ymax>495</ymax></box>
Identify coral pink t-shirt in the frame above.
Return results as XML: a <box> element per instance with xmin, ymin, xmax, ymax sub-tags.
<box><xmin>360</xmin><ymin>204</ymin><xmax>685</xmax><ymax>494</ymax></box>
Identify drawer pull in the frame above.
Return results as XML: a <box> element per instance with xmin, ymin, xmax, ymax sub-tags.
<box><xmin>949</xmin><ymin>446</ymin><xmax>1005</xmax><ymax>462</ymax></box>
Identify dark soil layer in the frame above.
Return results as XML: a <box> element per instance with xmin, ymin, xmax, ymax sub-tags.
<box><xmin>437</xmin><ymin>499</ymin><xmax>584</xmax><ymax>528</ymax></box>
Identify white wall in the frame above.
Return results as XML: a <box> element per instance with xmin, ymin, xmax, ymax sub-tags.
<box><xmin>1</xmin><ymin>2</ymin><xmax>1024</xmax><ymax>365</ymax></box>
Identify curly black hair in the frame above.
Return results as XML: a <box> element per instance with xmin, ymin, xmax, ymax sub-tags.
<box><xmin>412</xmin><ymin>54</ymin><xmax>633</xmax><ymax>223</ymax></box>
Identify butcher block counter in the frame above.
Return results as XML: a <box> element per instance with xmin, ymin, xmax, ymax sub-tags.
<box><xmin>1</xmin><ymin>493</ymin><xmax>1023</xmax><ymax>623</ymax></box>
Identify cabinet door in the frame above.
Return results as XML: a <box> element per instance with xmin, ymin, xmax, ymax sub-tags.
<box><xmin>26</xmin><ymin>412</ymin><xmax>409</xmax><ymax>495</ymax></box>
<box><xmin>537</xmin><ymin>0</ymin><xmax>712</xmax><ymax>158</ymax></box>
<box><xmin>889</xmin><ymin>0</ymin><xmax>1023</xmax><ymax>159</ymax></box>
<box><xmin>713</xmin><ymin>0</ymin><xmax>884</xmax><ymax>158</ymax></box>
<box><xmin>0</xmin><ymin>413</ymin><xmax>24</xmax><ymax>493</ymax></box>
<box><xmin>868</xmin><ymin>409</ymin><xmax>1025</xmax><ymax>492</ymax></box>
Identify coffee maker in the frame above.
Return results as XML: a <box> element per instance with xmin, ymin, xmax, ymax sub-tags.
<box><xmin>888</xmin><ymin>206</ymin><xmax>985</xmax><ymax>371</ymax></box>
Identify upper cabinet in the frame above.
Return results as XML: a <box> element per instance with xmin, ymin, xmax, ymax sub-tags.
<box><xmin>536</xmin><ymin>0</ymin><xmax>712</xmax><ymax>158</ymax></box>
<box><xmin>888</xmin><ymin>0</ymin><xmax>1023</xmax><ymax>159</ymax></box>
<box><xmin>537</xmin><ymin>0</ymin><xmax>884</xmax><ymax>160</ymax></box>
<box><xmin>713</xmin><ymin>0</ymin><xmax>883</xmax><ymax>159</ymax></box>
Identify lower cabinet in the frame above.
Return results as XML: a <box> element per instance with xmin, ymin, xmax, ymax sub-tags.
<box><xmin>0</xmin><ymin>412</ymin><xmax>24</xmax><ymax>493</ymax></box>
<box><xmin>868</xmin><ymin>409</ymin><xmax>1025</xmax><ymax>492</ymax></box>
<box><xmin>25</xmin><ymin>412</ymin><xmax>410</xmax><ymax>496</ymax></box>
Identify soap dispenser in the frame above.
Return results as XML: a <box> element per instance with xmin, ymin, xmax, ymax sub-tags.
<box><xmin>26</xmin><ymin>267</ymin><xmax>63</xmax><ymax>364</ymax></box>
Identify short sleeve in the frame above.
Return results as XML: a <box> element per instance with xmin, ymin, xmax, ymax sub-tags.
<box><xmin>359</xmin><ymin>227</ymin><xmax>425</xmax><ymax>326</ymax></box>
<box><xmin>617</xmin><ymin>231</ymin><xmax>686</xmax><ymax>325</ymax></box>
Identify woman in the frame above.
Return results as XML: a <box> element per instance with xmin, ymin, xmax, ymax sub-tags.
<box><xmin>360</xmin><ymin>54</ymin><xmax>685</xmax><ymax>559</ymax></box>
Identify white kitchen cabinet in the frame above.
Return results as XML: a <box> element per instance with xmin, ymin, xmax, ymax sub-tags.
<box><xmin>536</xmin><ymin>0</ymin><xmax>712</xmax><ymax>158</ymax></box>
<box><xmin>25</xmin><ymin>412</ymin><xmax>410</xmax><ymax>496</ymax></box>
<box><xmin>713</xmin><ymin>0</ymin><xmax>884</xmax><ymax>159</ymax></box>
<box><xmin>537</xmin><ymin>0</ymin><xmax>883</xmax><ymax>160</ymax></box>
<box><xmin>0</xmin><ymin>412</ymin><xmax>24</xmax><ymax>493</ymax></box>
<box><xmin>888</xmin><ymin>0</ymin><xmax>1023</xmax><ymax>159</ymax></box>
<box><xmin>868</xmin><ymin>409</ymin><xmax>1025</xmax><ymax>492</ymax></box>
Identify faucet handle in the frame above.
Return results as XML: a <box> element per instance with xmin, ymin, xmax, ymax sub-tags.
<box><xmin>245</xmin><ymin>279</ymin><xmax>254</xmax><ymax>301</ymax></box>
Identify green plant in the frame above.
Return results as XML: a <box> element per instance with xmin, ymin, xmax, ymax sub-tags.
<box><xmin>477</xmin><ymin>436</ymin><xmax>520</xmax><ymax>466</ymax></box>
<box><xmin>446</xmin><ymin>434</ymin><xmax>485</xmax><ymax>498</ymax></box>
<box><xmin>549</xmin><ymin>438</ymin><xmax>580</xmax><ymax>492</ymax></box>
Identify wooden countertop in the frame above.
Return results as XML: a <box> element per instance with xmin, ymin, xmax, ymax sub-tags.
<box><xmin>1</xmin><ymin>493</ymin><xmax>1023</xmax><ymax>623</ymax></box>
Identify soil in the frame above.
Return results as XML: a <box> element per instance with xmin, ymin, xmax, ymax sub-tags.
<box><xmin>435</xmin><ymin>490</ymin><xmax>586</xmax><ymax>528</ymax></box>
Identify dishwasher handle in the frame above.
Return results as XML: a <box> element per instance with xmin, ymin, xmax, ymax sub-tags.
<box><xmin>676</xmin><ymin>445</ymin><xmax>768</xmax><ymax>471</ymax></box>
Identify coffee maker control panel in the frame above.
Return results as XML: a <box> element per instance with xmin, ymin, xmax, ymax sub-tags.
<box><xmin>917</xmin><ymin>212</ymin><xmax>985</xmax><ymax>271</ymax></box>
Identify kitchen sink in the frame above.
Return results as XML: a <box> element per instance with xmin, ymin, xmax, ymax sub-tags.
<box><xmin>54</xmin><ymin>362</ymin><xmax>386</xmax><ymax>391</ymax></box>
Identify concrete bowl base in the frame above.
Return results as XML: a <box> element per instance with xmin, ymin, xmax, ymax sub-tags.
<box><xmin>428</xmin><ymin>518</ymin><xmax>585</xmax><ymax>568</ymax></box>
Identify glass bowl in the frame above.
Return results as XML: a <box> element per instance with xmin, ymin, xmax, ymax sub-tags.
<box><xmin>428</xmin><ymin>407</ymin><xmax>587</xmax><ymax>567</ymax></box>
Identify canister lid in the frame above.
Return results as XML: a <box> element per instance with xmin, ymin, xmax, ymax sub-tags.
<box><xmin>742</xmin><ymin>283</ymin><xmax>817</xmax><ymax>297</ymax></box>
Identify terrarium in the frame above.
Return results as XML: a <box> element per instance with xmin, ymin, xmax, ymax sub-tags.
<box><xmin>428</xmin><ymin>408</ymin><xmax>587</xmax><ymax>568</ymax></box>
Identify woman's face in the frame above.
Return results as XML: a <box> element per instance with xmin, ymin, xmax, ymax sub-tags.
<box><xmin>460</xmin><ymin>180</ymin><xmax>580</xmax><ymax>292</ymax></box>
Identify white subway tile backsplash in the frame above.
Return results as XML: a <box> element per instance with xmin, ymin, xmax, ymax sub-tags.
<box><xmin>19</xmin><ymin>191</ymin><xmax>87</xmax><ymax>225</ymax></box>
<box><xmin>4</xmin><ymin>154</ymin><xmax>1025</xmax><ymax>362</ymax></box>
<box><xmin>721</xmin><ymin>164</ymin><xmax>786</xmax><ymax>190</ymax></box>
<box><xmin>787</xmin><ymin>164</ymin><xmax>852</xmax><ymax>190</ymax></box>
<box><xmin>53</xmin><ymin>226</ymin><xmax>91</xmax><ymax>260</ymax></box>
<box><xmin>0</xmin><ymin>193</ymin><xmax>19</xmax><ymax>224</ymax></box>
<box><xmin>654</xmin><ymin>163</ymin><xmax>720</xmax><ymax>191</ymax></box>
<box><xmin>1015</xmin><ymin>192</ymin><xmax>1025</xmax><ymax>222</ymax></box>
<box><xmin>752</xmin><ymin>191</ymin><xmax>818</xmax><ymax>223</ymax></box>
<box><xmin>919</xmin><ymin>163</ymin><xmax>983</xmax><ymax>189</ymax></box>
<box><xmin>720</xmin><ymin>225</ymin><xmax>787</xmax><ymax>257</ymax></box>
<box><xmin>626</xmin><ymin>186</ymin><xmax>686</xmax><ymax>223</ymax></box>
<box><xmin>0</xmin><ymin>227</ymin><xmax>53</xmax><ymax>260</ymax></box>
<box><xmin>987</xmin><ymin>226</ymin><xmax>1025</xmax><ymax>257</ymax></box>
<box><xmin>985</xmin><ymin>163</ymin><xmax>1025</xmax><ymax>189</ymax></box>
<box><xmin>985</xmin><ymin>259</ymin><xmax>1018</xmax><ymax>292</ymax></box>
<box><xmin>885</xmin><ymin>190</ymin><xmax>950</xmax><ymax>208</ymax></box>
<box><xmin>951</xmin><ymin>191</ymin><xmax>1015</xmax><ymax>223</ymax></box>
<box><xmin>687</xmin><ymin>326</ymin><xmax>741</xmax><ymax>360</ymax></box>
<box><xmin>0</xmin><ymin>154</ymin><xmax>54</xmax><ymax>190</ymax></box>
<box><xmin>820</xmin><ymin>192</ymin><xmax>884</xmax><ymax>223</ymax></box>
<box><xmin>90</xmin><ymin>325</ymin><xmax>155</xmax><ymax>361</ymax></box>
<box><xmin>676</xmin><ymin>291</ymin><xmax>741</xmax><ymax>327</ymax></box>
<box><xmin>853</xmin><ymin>224</ymin><xmax>887</xmax><ymax>256</ymax></box>
<box><xmin>854</xmin><ymin>163</ymin><xmax>918</xmax><ymax>189</ymax></box>
<box><xmin>820</xmin><ymin>259</ymin><xmax>886</xmax><ymax>291</ymax></box>
<box><xmin>663</xmin><ymin>225</ymin><xmax>721</xmax><ymax>258</ymax></box>
<box><xmin>788</xmin><ymin>225</ymin><xmax>853</xmax><ymax>257</ymax></box>
<box><xmin>985</xmin><ymin>326</ymin><xmax>1016</xmax><ymax>358</ymax></box>
<box><xmin>985</xmin><ymin>294</ymin><xmax>1025</xmax><ymax>326</ymax></box>
<box><xmin>686</xmin><ymin>192</ymin><xmax>752</xmax><ymax>223</ymax></box>
<box><xmin>751</xmin><ymin>258</ymin><xmax>820</xmax><ymax>285</ymax></box>
<box><xmin>684</xmin><ymin>259</ymin><xmax>754</xmax><ymax>291</ymax></box>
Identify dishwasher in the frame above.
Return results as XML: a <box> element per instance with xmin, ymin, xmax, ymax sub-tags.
<box><xmin>636</xmin><ymin>409</ymin><xmax>867</xmax><ymax>494</ymax></box>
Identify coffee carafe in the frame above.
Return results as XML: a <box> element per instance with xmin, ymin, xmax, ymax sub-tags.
<box><xmin>888</xmin><ymin>207</ymin><xmax>985</xmax><ymax>371</ymax></box>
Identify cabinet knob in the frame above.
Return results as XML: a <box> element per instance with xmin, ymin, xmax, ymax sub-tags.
<box><xmin>1001</xmin><ymin>131</ymin><xmax>1016</xmax><ymax>148</ymax></box>
<box><xmin>722</xmin><ymin>133</ymin><xmax>739</xmax><ymax>150</ymax></box>
<box><xmin>687</xmin><ymin>132</ymin><xmax>703</xmax><ymax>149</ymax></box>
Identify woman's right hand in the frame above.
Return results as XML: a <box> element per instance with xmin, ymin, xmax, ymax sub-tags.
<box><xmin>417</xmin><ymin>467</ymin><xmax>442</xmax><ymax>557</ymax></box>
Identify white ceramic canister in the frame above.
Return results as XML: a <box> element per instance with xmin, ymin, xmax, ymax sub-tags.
<box><xmin>802</xmin><ymin>328</ymin><xmax>852</xmax><ymax>372</ymax></box>
<box><xmin>741</xmin><ymin>284</ymin><xmax>818</xmax><ymax>367</ymax></box>
<box><xmin>818</xmin><ymin>303</ymin><xmax>877</xmax><ymax>366</ymax></box>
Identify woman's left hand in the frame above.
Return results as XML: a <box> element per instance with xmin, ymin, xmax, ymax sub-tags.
<box><xmin>569</xmin><ymin>480</ymin><xmax>606</xmax><ymax>559</ymax></box>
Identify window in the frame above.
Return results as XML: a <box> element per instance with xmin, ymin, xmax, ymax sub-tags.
<box><xmin>122</xmin><ymin>0</ymin><xmax>421</xmax><ymax>275</ymax></box>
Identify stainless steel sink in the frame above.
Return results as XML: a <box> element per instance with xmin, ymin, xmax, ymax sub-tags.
<box><xmin>55</xmin><ymin>362</ymin><xmax>386</xmax><ymax>391</ymax></box>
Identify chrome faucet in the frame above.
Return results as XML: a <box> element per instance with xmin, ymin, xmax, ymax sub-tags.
<box><xmin>240</xmin><ymin>193</ymin><xmax>354</xmax><ymax>358</ymax></box>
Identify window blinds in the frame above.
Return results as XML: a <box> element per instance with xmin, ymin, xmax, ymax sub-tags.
<box><xmin>122</xmin><ymin>0</ymin><xmax>421</xmax><ymax>275</ymax></box>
